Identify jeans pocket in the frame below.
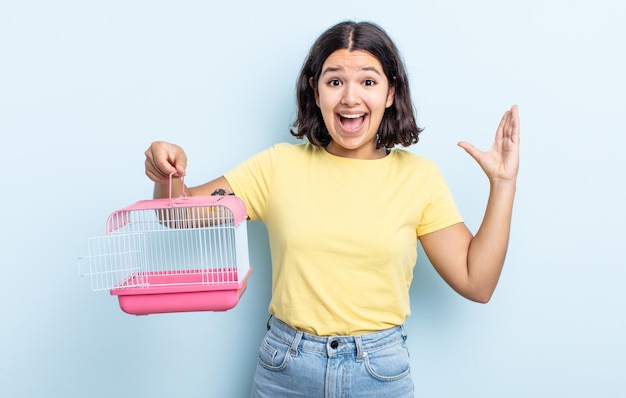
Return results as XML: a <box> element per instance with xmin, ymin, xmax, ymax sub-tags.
<box><xmin>257</xmin><ymin>334</ymin><xmax>291</xmax><ymax>372</ymax></box>
<box><xmin>363</xmin><ymin>341</ymin><xmax>411</xmax><ymax>382</ymax></box>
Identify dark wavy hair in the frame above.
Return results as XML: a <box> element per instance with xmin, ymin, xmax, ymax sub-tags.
<box><xmin>291</xmin><ymin>21</ymin><xmax>423</xmax><ymax>148</ymax></box>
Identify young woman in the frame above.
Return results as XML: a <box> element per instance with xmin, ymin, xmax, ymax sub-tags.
<box><xmin>144</xmin><ymin>21</ymin><xmax>519</xmax><ymax>398</ymax></box>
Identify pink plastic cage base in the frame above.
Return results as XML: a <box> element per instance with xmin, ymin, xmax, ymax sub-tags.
<box><xmin>80</xmin><ymin>173</ymin><xmax>252</xmax><ymax>315</ymax></box>
<box><xmin>111</xmin><ymin>268</ymin><xmax>252</xmax><ymax>315</ymax></box>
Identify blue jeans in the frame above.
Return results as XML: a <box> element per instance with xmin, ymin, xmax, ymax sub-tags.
<box><xmin>250</xmin><ymin>317</ymin><xmax>414</xmax><ymax>397</ymax></box>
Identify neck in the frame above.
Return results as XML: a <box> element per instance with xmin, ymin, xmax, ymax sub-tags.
<box><xmin>325</xmin><ymin>143</ymin><xmax>389</xmax><ymax>160</ymax></box>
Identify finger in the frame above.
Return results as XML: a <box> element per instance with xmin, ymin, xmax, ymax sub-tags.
<box><xmin>509</xmin><ymin>104</ymin><xmax>520</xmax><ymax>143</ymax></box>
<box><xmin>145</xmin><ymin>168</ymin><xmax>165</xmax><ymax>183</ymax></box>
<box><xmin>167</xmin><ymin>150</ymin><xmax>187</xmax><ymax>177</ymax></box>
<box><xmin>457</xmin><ymin>141</ymin><xmax>482</xmax><ymax>163</ymax></box>
<box><xmin>153</xmin><ymin>143</ymin><xmax>185</xmax><ymax>176</ymax></box>
<box><xmin>494</xmin><ymin>109</ymin><xmax>511</xmax><ymax>142</ymax></box>
<box><xmin>145</xmin><ymin>143</ymin><xmax>180</xmax><ymax>182</ymax></box>
<box><xmin>145</xmin><ymin>157</ymin><xmax>171</xmax><ymax>183</ymax></box>
<box><xmin>500</xmin><ymin>105</ymin><xmax>518</xmax><ymax>144</ymax></box>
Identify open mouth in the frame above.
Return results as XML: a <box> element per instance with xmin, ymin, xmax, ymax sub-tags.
<box><xmin>338</xmin><ymin>113</ymin><xmax>366</xmax><ymax>132</ymax></box>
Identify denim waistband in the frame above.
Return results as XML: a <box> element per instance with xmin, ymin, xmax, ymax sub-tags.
<box><xmin>266</xmin><ymin>316</ymin><xmax>407</xmax><ymax>361</ymax></box>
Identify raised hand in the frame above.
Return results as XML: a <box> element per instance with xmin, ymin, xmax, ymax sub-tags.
<box><xmin>144</xmin><ymin>141</ymin><xmax>188</xmax><ymax>184</ymax></box>
<box><xmin>457</xmin><ymin>105</ymin><xmax>520</xmax><ymax>184</ymax></box>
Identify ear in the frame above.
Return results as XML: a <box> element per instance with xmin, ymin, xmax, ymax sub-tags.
<box><xmin>385</xmin><ymin>84</ymin><xmax>396</xmax><ymax>108</ymax></box>
<box><xmin>309</xmin><ymin>77</ymin><xmax>320</xmax><ymax>107</ymax></box>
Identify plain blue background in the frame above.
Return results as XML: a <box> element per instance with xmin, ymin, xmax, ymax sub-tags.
<box><xmin>1</xmin><ymin>0</ymin><xmax>624</xmax><ymax>397</ymax></box>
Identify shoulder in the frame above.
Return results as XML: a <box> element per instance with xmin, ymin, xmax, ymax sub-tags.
<box><xmin>266</xmin><ymin>141</ymin><xmax>321</xmax><ymax>159</ymax></box>
<box><xmin>265</xmin><ymin>142</ymin><xmax>309</xmax><ymax>154</ymax></box>
<box><xmin>388</xmin><ymin>149</ymin><xmax>450</xmax><ymax>190</ymax></box>
<box><xmin>391</xmin><ymin>148</ymin><xmax>439</xmax><ymax>170</ymax></box>
<box><xmin>279</xmin><ymin>141</ymin><xmax>317</xmax><ymax>152</ymax></box>
<box><xmin>240</xmin><ymin>142</ymin><xmax>308</xmax><ymax>164</ymax></box>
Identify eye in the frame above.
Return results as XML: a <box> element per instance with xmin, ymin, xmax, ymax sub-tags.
<box><xmin>363</xmin><ymin>79</ymin><xmax>376</xmax><ymax>87</ymax></box>
<box><xmin>328</xmin><ymin>79</ymin><xmax>342</xmax><ymax>87</ymax></box>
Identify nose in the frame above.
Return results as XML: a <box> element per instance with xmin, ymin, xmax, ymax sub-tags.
<box><xmin>341</xmin><ymin>83</ymin><xmax>361</xmax><ymax>106</ymax></box>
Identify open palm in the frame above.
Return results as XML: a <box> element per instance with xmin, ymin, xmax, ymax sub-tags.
<box><xmin>458</xmin><ymin>105</ymin><xmax>520</xmax><ymax>183</ymax></box>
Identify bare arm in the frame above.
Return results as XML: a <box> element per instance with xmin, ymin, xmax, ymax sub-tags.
<box><xmin>419</xmin><ymin>105</ymin><xmax>520</xmax><ymax>303</ymax></box>
<box><xmin>144</xmin><ymin>141</ymin><xmax>236</xmax><ymax>227</ymax></box>
<box><xmin>144</xmin><ymin>141</ymin><xmax>234</xmax><ymax>199</ymax></box>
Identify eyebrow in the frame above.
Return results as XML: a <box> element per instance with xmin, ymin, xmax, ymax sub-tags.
<box><xmin>321</xmin><ymin>65</ymin><xmax>383</xmax><ymax>77</ymax></box>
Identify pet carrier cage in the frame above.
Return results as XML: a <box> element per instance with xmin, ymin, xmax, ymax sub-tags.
<box><xmin>78</xmin><ymin>175</ymin><xmax>251</xmax><ymax>315</ymax></box>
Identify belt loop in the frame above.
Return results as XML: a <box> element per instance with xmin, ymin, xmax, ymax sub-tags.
<box><xmin>266</xmin><ymin>315</ymin><xmax>273</xmax><ymax>331</ymax></box>
<box><xmin>354</xmin><ymin>336</ymin><xmax>365</xmax><ymax>362</ymax></box>
<box><xmin>289</xmin><ymin>331</ymin><xmax>303</xmax><ymax>357</ymax></box>
<box><xmin>400</xmin><ymin>325</ymin><xmax>407</xmax><ymax>341</ymax></box>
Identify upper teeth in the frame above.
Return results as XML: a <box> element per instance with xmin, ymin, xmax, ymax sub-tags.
<box><xmin>340</xmin><ymin>113</ymin><xmax>364</xmax><ymax>119</ymax></box>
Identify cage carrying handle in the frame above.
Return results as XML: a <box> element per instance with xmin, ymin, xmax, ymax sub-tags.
<box><xmin>168</xmin><ymin>171</ymin><xmax>186</xmax><ymax>207</ymax></box>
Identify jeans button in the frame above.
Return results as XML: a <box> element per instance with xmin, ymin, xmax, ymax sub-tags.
<box><xmin>330</xmin><ymin>340</ymin><xmax>339</xmax><ymax>349</ymax></box>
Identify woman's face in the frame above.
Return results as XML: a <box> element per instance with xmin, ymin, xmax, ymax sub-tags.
<box><xmin>312</xmin><ymin>49</ymin><xmax>395</xmax><ymax>159</ymax></box>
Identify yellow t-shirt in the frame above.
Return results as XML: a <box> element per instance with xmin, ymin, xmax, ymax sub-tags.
<box><xmin>224</xmin><ymin>142</ymin><xmax>462</xmax><ymax>335</ymax></box>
